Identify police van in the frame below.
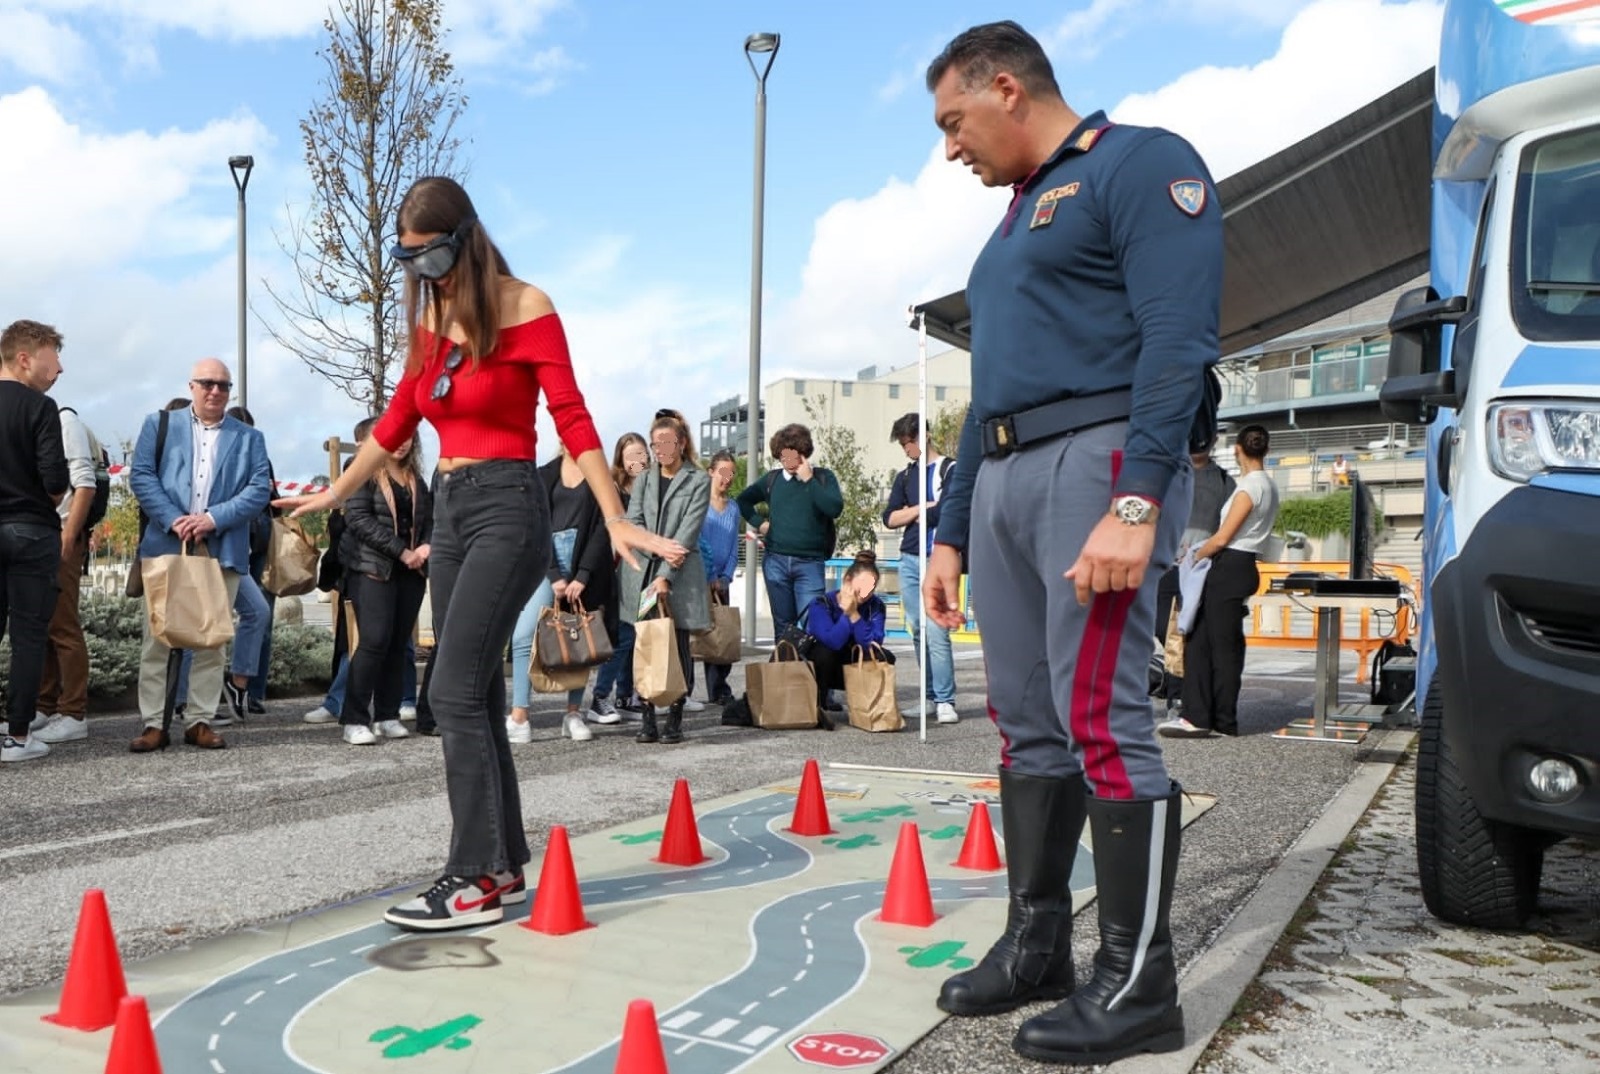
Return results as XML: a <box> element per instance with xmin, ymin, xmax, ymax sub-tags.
<box><xmin>1379</xmin><ymin>0</ymin><xmax>1600</xmax><ymax>927</ymax></box>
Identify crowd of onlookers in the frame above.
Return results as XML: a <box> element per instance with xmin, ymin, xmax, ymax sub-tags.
<box><xmin>0</xmin><ymin>320</ymin><xmax>971</xmax><ymax>764</ymax></box>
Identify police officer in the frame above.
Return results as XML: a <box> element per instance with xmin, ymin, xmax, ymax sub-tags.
<box><xmin>921</xmin><ymin>22</ymin><xmax>1222</xmax><ymax>1066</ymax></box>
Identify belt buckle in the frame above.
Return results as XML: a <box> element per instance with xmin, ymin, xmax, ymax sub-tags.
<box><xmin>988</xmin><ymin>416</ymin><xmax>1018</xmax><ymax>457</ymax></box>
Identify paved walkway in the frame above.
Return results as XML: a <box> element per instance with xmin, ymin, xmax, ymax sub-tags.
<box><xmin>1193</xmin><ymin>743</ymin><xmax>1600</xmax><ymax>1074</ymax></box>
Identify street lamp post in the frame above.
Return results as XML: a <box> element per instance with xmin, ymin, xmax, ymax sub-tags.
<box><xmin>228</xmin><ymin>155</ymin><xmax>255</xmax><ymax>409</ymax></box>
<box><xmin>743</xmin><ymin>31</ymin><xmax>779</xmax><ymax>647</ymax></box>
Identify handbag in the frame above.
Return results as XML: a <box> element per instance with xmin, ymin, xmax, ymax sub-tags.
<box><xmin>530</xmin><ymin>643</ymin><xmax>590</xmax><ymax>694</ymax></box>
<box><xmin>746</xmin><ymin>640</ymin><xmax>820</xmax><ymax>729</ymax></box>
<box><xmin>844</xmin><ymin>643</ymin><xmax>904</xmax><ymax>733</ymax></box>
<box><xmin>690</xmin><ymin>587</ymin><xmax>742</xmax><ymax>665</ymax></box>
<box><xmin>261</xmin><ymin>516</ymin><xmax>321</xmax><ymax>597</ymax></box>
<box><xmin>534</xmin><ymin>599</ymin><xmax>613</xmax><ymax>671</ymax></box>
<box><xmin>142</xmin><ymin>541</ymin><xmax>235</xmax><ymax>650</ymax></box>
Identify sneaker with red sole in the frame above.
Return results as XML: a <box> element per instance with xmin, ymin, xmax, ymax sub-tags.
<box><xmin>383</xmin><ymin>875</ymin><xmax>504</xmax><ymax>931</ymax></box>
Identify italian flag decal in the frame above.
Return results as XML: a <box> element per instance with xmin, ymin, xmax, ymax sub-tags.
<box><xmin>1497</xmin><ymin>0</ymin><xmax>1600</xmax><ymax>23</ymax></box>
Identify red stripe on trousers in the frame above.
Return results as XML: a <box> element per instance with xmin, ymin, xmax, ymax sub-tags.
<box><xmin>1069</xmin><ymin>447</ymin><xmax>1135</xmax><ymax>799</ymax></box>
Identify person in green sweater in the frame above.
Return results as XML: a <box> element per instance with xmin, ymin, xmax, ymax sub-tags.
<box><xmin>736</xmin><ymin>423</ymin><xmax>843</xmax><ymax>643</ymax></box>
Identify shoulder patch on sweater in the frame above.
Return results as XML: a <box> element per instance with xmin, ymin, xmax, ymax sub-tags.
<box><xmin>1169</xmin><ymin>179</ymin><xmax>1207</xmax><ymax>217</ymax></box>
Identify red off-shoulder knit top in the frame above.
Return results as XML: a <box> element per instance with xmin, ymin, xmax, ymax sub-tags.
<box><xmin>372</xmin><ymin>314</ymin><xmax>602</xmax><ymax>461</ymax></box>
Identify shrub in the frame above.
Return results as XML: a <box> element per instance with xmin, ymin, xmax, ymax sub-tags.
<box><xmin>267</xmin><ymin>623</ymin><xmax>335</xmax><ymax>691</ymax></box>
<box><xmin>1275</xmin><ymin>489</ymin><xmax>1353</xmax><ymax>540</ymax></box>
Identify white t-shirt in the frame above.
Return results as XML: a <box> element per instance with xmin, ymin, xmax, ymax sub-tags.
<box><xmin>57</xmin><ymin>408</ymin><xmax>98</xmax><ymax>523</ymax></box>
<box><xmin>1224</xmin><ymin>470</ymin><xmax>1280</xmax><ymax>554</ymax></box>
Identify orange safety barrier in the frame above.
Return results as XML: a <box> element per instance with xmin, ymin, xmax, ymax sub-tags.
<box><xmin>1247</xmin><ymin>561</ymin><xmax>1418</xmax><ymax>683</ymax></box>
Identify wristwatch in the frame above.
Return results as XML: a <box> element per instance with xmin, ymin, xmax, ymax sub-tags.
<box><xmin>1109</xmin><ymin>495</ymin><xmax>1160</xmax><ymax>526</ymax></box>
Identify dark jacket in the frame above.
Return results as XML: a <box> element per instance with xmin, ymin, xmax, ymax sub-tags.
<box><xmin>340</xmin><ymin>472</ymin><xmax>434</xmax><ymax>582</ymax></box>
<box><xmin>804</xmin><ymin>590</ymin><xmax>888</xmax><ymax>653</ymax></box>
<box><xmin>538</xmin><ymin>456</ymin><xmax>615</xmax><ymax>616</ymax></box>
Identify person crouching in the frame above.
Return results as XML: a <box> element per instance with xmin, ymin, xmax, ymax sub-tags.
<box><xmin>802</xmin><ymin>552</ymin><xmax>895</xmax><ymax>729</ymax></box>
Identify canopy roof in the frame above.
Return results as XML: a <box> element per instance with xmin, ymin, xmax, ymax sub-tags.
<box><xmin>910</xmin><ymin>69</ymin><xmax>1436</xmax><ymax>356</ymax></box>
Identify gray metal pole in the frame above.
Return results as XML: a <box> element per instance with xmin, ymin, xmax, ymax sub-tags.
<box><xmin>742</xmin><ymin>34</ymin><xmax>778</xmax><ymax>646</ymax></box>
<box><xmin>237</xmin><ymin>188</ymin><xmax>247</xmax><ymax>409</ymax></box>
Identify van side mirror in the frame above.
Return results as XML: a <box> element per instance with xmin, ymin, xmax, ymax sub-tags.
<box><xmin>1379</xmin><ymin>287</ymin><xmax>1467</xmax><ymax>423</ymax></box>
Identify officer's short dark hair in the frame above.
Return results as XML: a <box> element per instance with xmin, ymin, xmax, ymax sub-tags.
<box><xmin>769</xmin><ymin>423</ymin><xmax>814</xmax><ymax>460</ymax></box>
<box><xmin>925</xmin><ymin>21</ymin><xmax>1061</xmax><ymax>101</ymax></box>
<box><xmin>890</xmin><ymin>412</ymin><xmax>922</xmax><ymax>444</ymax></box>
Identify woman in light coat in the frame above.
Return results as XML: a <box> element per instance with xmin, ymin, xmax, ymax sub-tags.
<box><xmin>617</xmin><ymin>409</ymin><xmax>710</xmax><ymax>744</ymax></box>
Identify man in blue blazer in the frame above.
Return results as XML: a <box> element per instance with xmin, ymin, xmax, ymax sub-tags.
<box><xmin>129</xmin><ymin>359</ymin><xmax>271</xmax><ymax>751</ymax></box>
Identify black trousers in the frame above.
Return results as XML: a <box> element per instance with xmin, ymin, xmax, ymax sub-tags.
<box><xmin>1</xmin><ymin>521</ymin><xmax>61</xmax><ymax>738</ymax></box>
<box><xmin>1181</xmin><ymin>549</ymin><xmax>1259</xmax><ymax>734</ymax></box>
<box><xmin>808</xmin><ymin>643</ymin><xmax>896</xmax><ymax>708</ymax></box>
<box><xmin>342</xmin><ymin>569</ymin><xmax>428</xmax><ymax>726</ymax></box>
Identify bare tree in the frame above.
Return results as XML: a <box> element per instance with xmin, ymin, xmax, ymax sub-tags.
<box><xmin>264</xmin><ymin>0</ymin><xmax>465</xmax><ymax>413</ymax></box>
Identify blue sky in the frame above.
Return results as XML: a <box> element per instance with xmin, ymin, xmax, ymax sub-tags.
<box><xmin>0</xmin><ymin>0</ymin><xmax>1444</xmax><ymax>481</ymax></box>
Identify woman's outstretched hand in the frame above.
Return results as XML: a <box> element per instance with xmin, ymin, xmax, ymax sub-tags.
<box><xmin>608</xmin><ymin>519</ymin><xmax>685</xmax><ymax>570</ymax></box>
<box><xmin>272</xmin><ymin>490</ymin><xmax>340</xmax><ymax>518</ymax></box>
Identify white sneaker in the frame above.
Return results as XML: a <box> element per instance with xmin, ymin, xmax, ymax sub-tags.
<box><xmin>376</xmin><ymin>720</ymin><xmax>410</xmax><ymax>739</ymax></box>
<box><xmin>398</xmin><ymin>704</ymin><xmax>418</xmax><ymax>722</ymax></box>
<box><xmin>30</xmin><ymin>712</ymin><xmax>48</xmax><ymax>732</ymax></box>
<box><xmin>1157</xmin><ymin>716</ymin><xmax>1213</xmax><ymax>739</ymax></box>
<box><xmin>303</xmin><ymin>706</ymin><xmax>337</xmax><ymax>724</ymax></box>
<box><xmin>935</xmin><ymin>702</ymin><xmax>960</xmax><ymax>724</ymax></box>
<box><xmin>562</xmin><ymin>713</ymin><xmax>593</xmax><ymax>741</ymax></box>
<box><xmin>33</xmin><ymin>715</ymin><xmax>89</xmax><ymax>743</ymax></box>
<box><xmin>343</xmin><ymin>724</ymin><xmax>378</xmax><ymax>745</ymax></box>
<box><xmin>654</xmin><ymin>705</ymin><xmax>671</xmax><ymax>717</ymax></box>
<box><xmin>587</xmin><ymin>696</ymin><xmax>621</xmax><ymax>725</ymax></box>
<box><xmin>683</xmin><ymin>698</ymin><xmax>706</xmax><ymax>713</ymax></box>
<box><xmin>1</xmin><ymin>736</ymin><xmax>48</xmax><ymax>762</ymax></box>
<box><xmin>505</xmin><ymin>716</ymin><xmax>532</xmax><ymax>744</ymax></box>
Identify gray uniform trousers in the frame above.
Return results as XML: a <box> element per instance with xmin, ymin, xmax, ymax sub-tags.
<box><xmin>968</xmin><ymin>421</ymin><xmax>1191</xmax><ymax>799</ymax></box>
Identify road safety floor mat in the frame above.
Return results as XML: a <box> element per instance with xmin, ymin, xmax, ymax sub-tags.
<box><xmin>0</xmin><ymin>765</ymin><xmax>1216</xmax><ymax>1073</ymax></box>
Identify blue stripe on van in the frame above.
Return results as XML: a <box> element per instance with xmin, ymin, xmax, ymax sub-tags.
<box><xmin>1501</xmin><ymin>345</ymin><xmax>1600</xmax><ymax>389</ymax></box>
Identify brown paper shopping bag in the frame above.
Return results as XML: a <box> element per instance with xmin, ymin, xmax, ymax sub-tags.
<box><xmin>261</xmin><ymin>516</ymin><xmax>321</xmax><ymax>597</ymax></box>
<box><xmin>746</xmin><ymin>641</ymin><xmax>820</xmax><ymax>729</ymax></box>
<box><xmin>142</xmin><ymin>541</ymin><xmax>235</xmax><ymax>649</ymax></box>
<box><xmin>530</xmin><ymin>644</ymin><xmax>590</xmax><ymax>694</ymax></box>
<box><xmin>633</xmin><ymin>605</ymin><xmax>686</xmax><ymax>706</ymax></box>
<box><xmin>690</xmin><ymin>589</ymin><xmax>742</xmax><ymax>665</ymax></box>
<box><xmin>844</xmin><ymin>644</ymin><xmax>904</xmax><ymax>732</ymax></box>
<box><xmin>1163</xmin><ymin>606</ymin><xmax>1185</xmax><ymax>679</ymax></box>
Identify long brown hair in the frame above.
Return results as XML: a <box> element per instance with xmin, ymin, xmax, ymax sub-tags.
<box><xmin>398</xmin><ymin>177</ymin><xmax>512</xmax><ymax>375</ymax></box>
<box><xmin>611</xmin><ymin>432</ymin><xmax>647</xmax><ymax>491</ymax></box>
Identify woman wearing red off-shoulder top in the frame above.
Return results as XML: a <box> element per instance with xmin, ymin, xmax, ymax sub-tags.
<box><xmin>278</xmin><ymin>176</ymin><xmax>683</xmax><ymax>931</ymax></box>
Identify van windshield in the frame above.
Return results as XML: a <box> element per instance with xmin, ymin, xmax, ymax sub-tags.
<box><xmin>1512</xmin><ymin>125</ymin><xmax>1600</xmax><ymax>343</ymax></box>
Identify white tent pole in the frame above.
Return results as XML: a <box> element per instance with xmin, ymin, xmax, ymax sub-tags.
<box><xmin>916</xmin><ymin>310</ymin><xmax>929</xmax><ymax>744</ymax></box>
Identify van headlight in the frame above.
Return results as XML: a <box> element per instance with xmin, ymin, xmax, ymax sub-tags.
<box><xmin>1488</xmin><ymin>402</ymin><xmax>1600</xmax><ymax>482</ymax></box>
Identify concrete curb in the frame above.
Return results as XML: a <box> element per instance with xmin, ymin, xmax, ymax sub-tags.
<box><xmin>1116</xmin><ymin>728</ymin><xmax>1416</xmax><ymax>1074</ymax></box>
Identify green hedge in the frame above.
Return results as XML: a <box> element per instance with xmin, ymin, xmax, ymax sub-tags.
<box><xmin>0</xmin><ymin>595</ymin><xmax>333</xmax><ymax>705</ymax></box>
<box><xmin>1274</xmin><ymin>489</ymin><xmax>1353</xmax><ymax>540</ymax></box>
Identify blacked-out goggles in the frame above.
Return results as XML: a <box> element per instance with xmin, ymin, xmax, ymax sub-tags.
<box><xmin>391</xmin><ymin>216</ymin><xmax>477</xmax><ymax>281</ymax></box>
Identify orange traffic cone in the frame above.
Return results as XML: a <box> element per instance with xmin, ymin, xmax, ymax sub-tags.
<box><xmin>655</xmin><ymin>779</ymin><xmax>708</xmax><ymax>866</ymax></box>
<box><xmin>952</xmin><ymin>801</ymin><xmax>1003</xmax><ymax>871</ymax></box>
<box><xmin>879</xmin><ymin>821</ymin><xmax>938</xmax><ymax>927</ymax></box>
<box><xmin>613</xmin><ymin>998</ymin><xmax>669</xmax><ymax>1074</ymax></box>
<box><xmin>787</xmin><ymin>758</ymin><xmax>835</xmax><ymax>836</ymax></box>
<box><xmin>103</xmin><ymin>995</ymin><xmax>163</xmax><ymax>1074</ymax></box>
<box><xmin>523</xmin><ymin>826</ymin><xmax>594</xmax><ymax>935</ymax></box>
<box><xmin>44</xmin><ymin>889</ymin><xmax>128</xmax><ymax>1031</ymax></box>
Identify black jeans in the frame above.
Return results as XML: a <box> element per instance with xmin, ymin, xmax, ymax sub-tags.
<box><xmin>809</xmin><ymin>642</ymin><xmax>896</xmax><ymax>709</ymax></box>
<box><xmin>1</xmin><ymin>521</ymin><xmax>62</xmax><ymax>738</ymax></box>
<box><xmin>1182</xmin><ymin>549</ymin><xmax>1259</xmax><ymax>734</ymax></box>
<box><xmin>703</xmin><ymin>661</ymin><xmax>733</xmax><ymax>702</ymax></box>
<box><xmin>428</xmin><ymin>461</ymin><xmax>549</xmax><ymax>877</ymax></box>
<box><xmin>342</xmin><ymin>569</ymin><xmax>428</xmax><ymax>726</ymax></box>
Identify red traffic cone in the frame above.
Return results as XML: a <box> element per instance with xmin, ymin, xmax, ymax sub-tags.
<box><xmin>655</xmin><ymin>779</ymin><xmax>708</xmax><ymax>866</ymax></box>
<box><xmin>787</xmin><ymin>758</ymin><xmax>835</xmax><ymax>836</ymax></box>
<box><xmin>952</xmin><ymin>801</ymin><xmax>1003</xmax><ymax>871</ymax></box>
<box><xmin>613</xmin><ymin>998</ymin><xmax>669</xmax><ymax>1074</ymax></box>
<box><xmin>879</xmin><ymin>822</ymin><xmax>938</xmax><ymax>927</ymax></box>
<box><xmin>103</xmin><ymin>995</ymin><xmax>163</xmax><ymax>1074</ymax></box>
<box><xmin>523</xmin><ymin>826</ymin><xmax>594</xmax><ymax>935</ymax></box>
<box><xmin>44</xmin><ymin>889</ymin><xmax>128</xmax><ymax>1031</ymax></box>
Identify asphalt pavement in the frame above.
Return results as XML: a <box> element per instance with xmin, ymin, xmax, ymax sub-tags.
<box><xmin>1</xmin><ymin>635</ymin><xmax>1594</xmax><ymax>1073</ymax></box>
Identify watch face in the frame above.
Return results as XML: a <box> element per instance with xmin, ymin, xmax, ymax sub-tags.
<box><xmin>1116</xmin><ymin>498</ymin><xmax>1151</xmax><ymax>524</ymax></box>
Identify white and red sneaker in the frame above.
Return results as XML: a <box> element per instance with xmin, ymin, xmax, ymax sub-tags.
<box><xmin>383</xmin><ymin>875</ymin><xmax>503</xmax><ymax>931</ymax></box>
<box><xmin>492</xmin><ymin>869</ymin><xmax>527</xmax><ymax>905</ymax></box>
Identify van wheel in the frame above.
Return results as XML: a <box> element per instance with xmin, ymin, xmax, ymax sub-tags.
<box><xmin>1414</xmin><ymin>673</ymin><xmax>1542</xmax><ymax>928</ymax></box>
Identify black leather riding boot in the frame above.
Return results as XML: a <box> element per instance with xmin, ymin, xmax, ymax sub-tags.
<box><xmin>1013</xmin><ymin>783</ymin><xmax>1185</xmax><ymax>1065</ymax></box>
<box><xmin>635</xmin><ymin>707</ymin><xmax>659</xmax><ymax>744</ymax></box>
<box><xmin>660</xmin><ymin>700</ymin><xmax>685</xmax><ymax>744</ymax></box>
<box><xmin>936</xmin><ymin>769</ymin><xmax>1086</xmax><ymax>1016</ymax></box>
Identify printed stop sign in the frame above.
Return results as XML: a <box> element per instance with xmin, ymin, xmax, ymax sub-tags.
<box><xmin>787</xmin><ymin>1031</ymin><xmax>894</xmax><ymax>1068</ymax></box>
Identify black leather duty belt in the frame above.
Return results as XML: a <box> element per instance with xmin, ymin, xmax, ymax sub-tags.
<box><xmin>981</xmin><ymin>388</ymin><xmax>1133</xmax><ymax>458</ymax></box>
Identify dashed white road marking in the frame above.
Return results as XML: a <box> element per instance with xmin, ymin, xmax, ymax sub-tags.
<box><xmin>244</xmin><ymin>990</ymin><xmax>265</xmax><ymax>1006</ymax></box>
<box><xmin>739</xmin><ymin>1001</ymin><xmax>760</xmax><ymax>1016</ymax></box>
<box><xmin>792</xmin><ymin>969</ymin><xmax>808</xmax><ymax>982</ymax></box>
<box><xmin>208</xmin><ymin>1033</ymin><xmax>219</xmax><ymax>1051</ymax></box>
<box><xmin>210</xmin><ymin>1060</ymin><xmax>225</xmax><ymax>1074</ymax></box>
<box><xmin>220</xmin><ymin>1011</ymin><xmax>236</xmax><ymax>1027</ymax></box>
<box><xmin>767</xmin><ymin>986</ymin><xmax>787</xmax><ymax>998</ymax></box>
<box><xmin>349</xmin><ymin>944</ymin><xmax>375</xmax><ymax>954</ymax></box>
<box><xmin>274</xmin><ymin>973</ymin><xmax>297</xmax><ymax>985</ymax></box>
<box><xmin>309</xmin><ymin>957</ymin><xmax>335</xmax><ymax>968</ymax></box>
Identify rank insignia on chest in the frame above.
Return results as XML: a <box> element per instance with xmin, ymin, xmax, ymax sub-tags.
<box><xmin>1029</xmin><ymin>200</ymin><xmax>1059</xmax><ymax>229</ymax></box>
<box><xmin>1169</xmin><ymin>179</ymin><xmax>1207</xmax><ymax>217</ymax></box>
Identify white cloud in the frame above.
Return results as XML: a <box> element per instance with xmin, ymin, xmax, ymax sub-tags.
<box><xmin>1112</xmin><ymin>0</ymin><xmax>1443</xmax><ymax>179</ymax></box>
<box><xmin>775</xmin><ymin>0</ymin><xmax>1444</xmax><ymax>383</ymax></box>
<box><xmin>10</xmin><ymin>1</ymin><xmax>330</xmax><ymax>41</ymax></box>
<box><xmin>0</xmin><ymin>7</ymin><xmax>91</xmax><ymax>82</ymax></box>
<box><xmin>1045</xmin><ymin>0</ymin><xmax>1138</xmax><ymax>59</ymax></box>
